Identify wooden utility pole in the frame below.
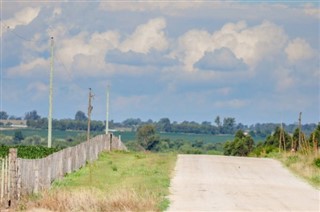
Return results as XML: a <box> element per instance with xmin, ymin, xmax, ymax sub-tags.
<box><xmin>106</xmin><ymin>85</ymin><xmax>110</xmax><ymax>135</ymax></box>
<box><xmin>87</xmin><ymin>88</ymin><xmax>94</xmax><ymax>142</ymax></box>
<box><xmin>48</xmin><ymin>37</ymin><xmax>54</xmax><ymax>148</ymax></box>
<box><xmin>279</xmin><ymin>122</ymin><xmax>285</xmax><ymax>152</ymax></box>
<box><xmin>298</xmin><ymin>112</ymin><xmax>302</xmax><ymax>150</ymax></box>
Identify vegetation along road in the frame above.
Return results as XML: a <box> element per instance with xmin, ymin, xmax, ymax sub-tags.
<box><xmin>168</xmin><ymin>154</ymin><xmax>319</xmax><ymax>211</ymax></box>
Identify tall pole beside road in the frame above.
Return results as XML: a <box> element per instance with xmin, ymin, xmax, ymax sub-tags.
<box><xmin>87</xmin><ymin>88</ymin><xmax>94</xmax><ymax>142</ymax></box>
<box><xmin>106</xmin><ymin>85</ymin><xmax>110</xmax><ymax>134</ymax></box>
<box><xmin>48</xmin><ymin>37</ymin><xmax>54</xmax><ymax>148</ymax></box>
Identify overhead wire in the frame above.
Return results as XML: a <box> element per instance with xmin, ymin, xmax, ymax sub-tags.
<box><xmin>0</xmin><ymin>19</ymin><xmax>72</xmax><ymax>79</ymax></box>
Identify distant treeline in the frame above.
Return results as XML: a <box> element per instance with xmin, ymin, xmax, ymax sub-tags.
<box><xmin>111</xmin><ymin>117</ymin><xmax>317</xmax><ymax>136</ymax></box>
<box><xmin>1</xmin><ymin>110</ymin><xmax>317</xmax><ymax>136</ymax></box>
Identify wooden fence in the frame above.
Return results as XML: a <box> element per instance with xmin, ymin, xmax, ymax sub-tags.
<box><xmin>0</xmin><ymin>133</ymin><xmax>126</xmax><ymax>208</ymax></box>
<box><xmin>0</xmin><ymin>156</ymin><xmax>10</xmax><ymax>207</ymax></box>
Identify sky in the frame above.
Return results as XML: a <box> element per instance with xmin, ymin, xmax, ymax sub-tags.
<box><xmin>0</xmin><ymin>0</ymin><xmax>319</xmax><ymax>125</ymax></box>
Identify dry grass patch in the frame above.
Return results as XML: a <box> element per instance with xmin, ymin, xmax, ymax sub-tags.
<box><xmin>24</xmin><ymin>188</ymin><xmax>156</xmax><ymax>212</ymax></box>
<box><xmin>18</xmin><ymin>151</ymin><xmax>177</xmax><ymax>211</ymax></box>
<box><xmin>276</xmin><ymin>152</ymin><xmax>320</xmax><ymax>188</ymax></box>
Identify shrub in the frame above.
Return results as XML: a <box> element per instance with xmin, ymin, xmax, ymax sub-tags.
<box><xmin>313</xmin><ymin>158</ymin><xmax>320</xmax><ymax>168</ymax></box>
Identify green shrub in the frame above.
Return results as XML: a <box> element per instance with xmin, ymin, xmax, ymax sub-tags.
<box><xmin>111</xmin><ymin>164</ymin><xmax>118</xmax><ymax>171</ymax></box>
<box><xmin>285</xmin><ymin>155</ymin><xmax>299</xmax><ymax>166</ymax></box>
<box><xmin>313</xmin><ymin>158</ymin><xmax>320</xmax><ymax>168</ymax></box>
<box><xmin>0</xmin><ymin>145</ymin><xmax>61</xmax><ymax>159</ymax></box>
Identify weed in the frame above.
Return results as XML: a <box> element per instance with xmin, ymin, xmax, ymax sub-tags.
<box><xmin>111</xmin><ymin>164</ymin><xmax>118</xmax><ymax>171</ymax></box>
<box><xmin>285</xmin><ymin>155</ymin><xmax>299</xmax><ymax>166</ymax></box>
<box><xmin>134</xmin><ymin>153</ymin><xmax>146</xmax><ymax>159</ymax></box>
<box><xmin>158</xmin><ymin>198</ymin><xmax>170</xmax><ymax>211</ymax></box>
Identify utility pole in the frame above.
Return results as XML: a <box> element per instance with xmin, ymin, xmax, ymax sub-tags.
<box><xmin>279</xmin><ymin>122</ymin><xmax>285</xmax><ymax>152</ymax></box>
<box><xmin>87</xmin><ymin>88</ymin><xmax>94</xmax><ymax>142</ymax></box>
<box><xmin>48</xmin><ymin>37</ymin><xmax>54</xmax><ymax>148</ymax></box>
<box><xmin>298</xmin><ymin>112</ymin><xmax>302</xmax><ymax>150</ymax></box>
<box><xmin>106</xmin><ymin>85</ymin><xmax>110</xmax><ymax>135</ymax></box>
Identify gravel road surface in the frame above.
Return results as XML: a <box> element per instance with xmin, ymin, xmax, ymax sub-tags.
<box><xmin>167</xmin><ymin>154</ymin><xmax>319</xmax><ymax>211</ymax></box>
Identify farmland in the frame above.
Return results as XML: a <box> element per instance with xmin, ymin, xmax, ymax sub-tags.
<box><xmin>0</xmin><ymin>128</ymin><xmax>266</xmax><ymax>144</ymax></box>
<box><xmin>0</xmin><ymin>128</ymin><xmax>86</xmax><ymax>139</ymax></box>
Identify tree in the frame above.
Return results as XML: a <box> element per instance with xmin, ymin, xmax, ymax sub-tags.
<box><xmin>157</xmin><ymin>118</ymin><xmax>171</xmax><ymax>132</ymax></box>
<box><xmin>264</xmin><ymin>126</ymin><xmax>291</xmax><ymax>150</ymax></box>
<box><xmin>223</xmin><ymin>130</ymin><xmax>254</xmax><ymax>156</ymax></box>
<box><xmin>0</xmin><ymin>111</ymin><xmax>9</xmax><ymax>120</ymax></box>
<box><xmin>75</xmin><ymin>111</ymin><xmax>87</xmax><ymax>121</ymax></box>
<box><xmin>13</xmin><ymin>131</ymin><xmax>24</xmax><ymax>144</ymax></box>
<box><xmin>310</xmin><ymin>123</ymin><xmax>320</xmax><ymax>153</ymax></box>
<box><xmin>214</xmin><ymin>116</ymin><xmax>221</xmax><ymax>127</ymax></box>
<box><xmin>136</xmin><ymin>124</ymin><xmax>159</xmax><ymax>151</ymax></box>
<box><xmin>221</xmin><ymin>117</ymin><xmax>236</xmax><ymax>134</ymax></box>
<box><xmin>24</xmin><ymin>110</ymin><xmax>41</xmax><ymax>120</ymax></box>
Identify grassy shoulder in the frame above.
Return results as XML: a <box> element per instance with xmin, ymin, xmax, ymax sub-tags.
<box><xmin>252</xmin><ymin>149</ymin><xmax>320</xmax><ymax>189</ymax></box>
<box><xmin>19</xmin><ymin>151</ymin><xmax>177</xmax><ymax>211</ymax></box>
<box><xmin>274</xmin><ymin>152</ymin><xmax>320</xmax><ymax>189</ymax></box>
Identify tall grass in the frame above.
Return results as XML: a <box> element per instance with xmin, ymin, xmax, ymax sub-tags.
<box><xmin>18</xmin><ymin>151</ymin><xmax>177</xmax><ymax>211</ymax></box>
<box><xmin>274</xmin><ymin>152</ymin><xmax>320</xmax><ymax>188</ymax></box>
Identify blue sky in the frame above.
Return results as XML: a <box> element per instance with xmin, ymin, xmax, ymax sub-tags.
<box><xmin>0</xmin><ymin>1</ymin><xmax>319</xmax><ymax>125</ymax></box>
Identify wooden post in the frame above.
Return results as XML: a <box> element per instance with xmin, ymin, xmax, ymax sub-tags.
<box><xmin>9</xmin><ymin>148</ymin><xmax>17</xmax><ymax>206</ymax></box>
<box><xmin>34</xmin><ymin>162</ymin><xmax>39</xmax><ymax>194</ymax></box>
<box><xmin>110</xmin><ymin>134</ymin><xmax>113</xmax><ymax>151</ymax></box>
<box><xmin>298</xmin><ymin>112</ymin><xmax>302</xmax><ymax>150</ymax></box>
<box><xmin>16</xmin><ymin>160</ymin><xmax>21</xmax><ymax>201</ymax></box>
<box><xmin>313</xmin><ymin>133</ymin><xmax>318</xmax><ymax>155</ymax></box>
<box><xmin>1</xmin><ymin>158</ymin><xmax>4</xmax><ymax>205</ymax></box>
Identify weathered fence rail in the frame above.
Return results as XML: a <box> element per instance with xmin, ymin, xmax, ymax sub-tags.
<box><xmin>0</xmin><ymin>133</ymin><xmax>126</xmax><ymax>208</ymax></box>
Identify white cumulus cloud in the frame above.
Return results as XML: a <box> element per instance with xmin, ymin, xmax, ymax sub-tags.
<box><xmin>99</xmin><ymin>1</ymin><xmax>204</xmax><ymax>12</ymax></box>
<box><xmin>7</xmin><ymin>58</ymin><xmax>48</xmax><ymax>78</ymax></box>
<box><xmin>171</xmin><ymin>20</ymin><xmax>288</xmax><ymax>72</ymax></box>
<box><xmin>119</xmin><ymin>17</ymin><xmax>168</xmax><ymax>54</ymax></box>
<box><xmin>2</xmin><ymin>7</ymin><xmax>40</xmax><ymax>30</ymax></box>
<box><xmin>285</xmin><ymin>38</ymin><xmax>315</xmax><ymax>63</ymax></box>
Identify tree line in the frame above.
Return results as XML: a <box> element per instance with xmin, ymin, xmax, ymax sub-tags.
<box><xmin>1</xmin><ymin>110</ymin><xmax>317</xmax><ymax>136</ymax></box>
<box><xmin>131</xmin><ymin>122</ymin><xmax>320</xmax><ymax>156</ymax></box>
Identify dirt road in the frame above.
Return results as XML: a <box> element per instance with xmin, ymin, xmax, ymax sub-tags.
<box><xmin>167</xmin><ymin>154</ymin><xmax>319</xmax><ymax>211</ymax></box>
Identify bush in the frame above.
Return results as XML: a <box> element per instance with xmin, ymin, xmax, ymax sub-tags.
<box><xmin>313</xmin><ymin>158</ymin><xmax>320</xmax><ymax>168</ymax></box>
<box><xmin>0</xmin><ymin>145</ymin><xmax>61</xmax><ymax>159</ymax></box>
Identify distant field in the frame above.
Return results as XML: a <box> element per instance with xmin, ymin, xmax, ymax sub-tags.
<box><xmin>0</xmin><ymin>128</ymin><xmax>86</xmax><ymax>139</ymax></box>
<box><xmin>113</xmin><ymin>131</ymin><xmax>265</xmax><ymax>144</ymax></box>
<box><xmin>1</xmin><ymin>128</ymin><xmax>265</xmax><ymax>143</ymax></box>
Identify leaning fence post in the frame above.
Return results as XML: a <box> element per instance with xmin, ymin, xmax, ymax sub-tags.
<box><xmin>9</xmin><ymin>148</ymin><xmax>17</xmax><ymax>206</ymax></box>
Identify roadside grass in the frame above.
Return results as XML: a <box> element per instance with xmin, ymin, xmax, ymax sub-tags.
<box><xmin>271</xmin><ymin>152</ymin><xmax>320</xmax><ymax>189</ymax></box>
<box><xmin>19</xmin><ymin>151</ymin><xmax>177</xmax><ymax>211</ymax></box>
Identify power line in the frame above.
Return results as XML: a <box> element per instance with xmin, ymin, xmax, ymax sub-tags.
<box><xmin>0</xmin><ymin>20</ymin><xmax>35</xmax><ymax>43</ymax></box>
<box><xmin>1</xmin><ymin>19</ymin><xmax>72</xmax><ymax>79</ymax></box>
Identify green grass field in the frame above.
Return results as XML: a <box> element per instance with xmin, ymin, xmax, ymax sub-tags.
<box><xmin>1</xmin><ymin>128</ymin><xmax>265</xmax><ymax>144</ymax></box>
<box><xmin>113</xmin><ymin>131</ymin><xmax>265</xmax><ymax>143</ymax></box>
<box><xmin>20</xmin><ymin>151</ymin><xmax>177</xmax><ymax>211</ymax></box>
<box><xmin>0</xmin><ymin>128</ymin><xmax>86</xmax><ymax>139</ymax></box>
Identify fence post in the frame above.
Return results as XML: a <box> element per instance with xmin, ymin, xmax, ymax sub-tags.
<box><xmin>9</xmin><ymin>148</ymin><xmax>17</xmax><ymax>206</ymax></box>
<box><xmin>16</xmin><ymin>159</ymin><xmax>21</xmax><ymax>201</ymax></box>
<box><xmin>33</xmin><ymin>163</ymin><xmax>39</xmax><ymax>194</ymax></box>
<box><xmin>110</xmin><ymin>134</ymin><xmax>113</xmax><ymax>151</ymax></box>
